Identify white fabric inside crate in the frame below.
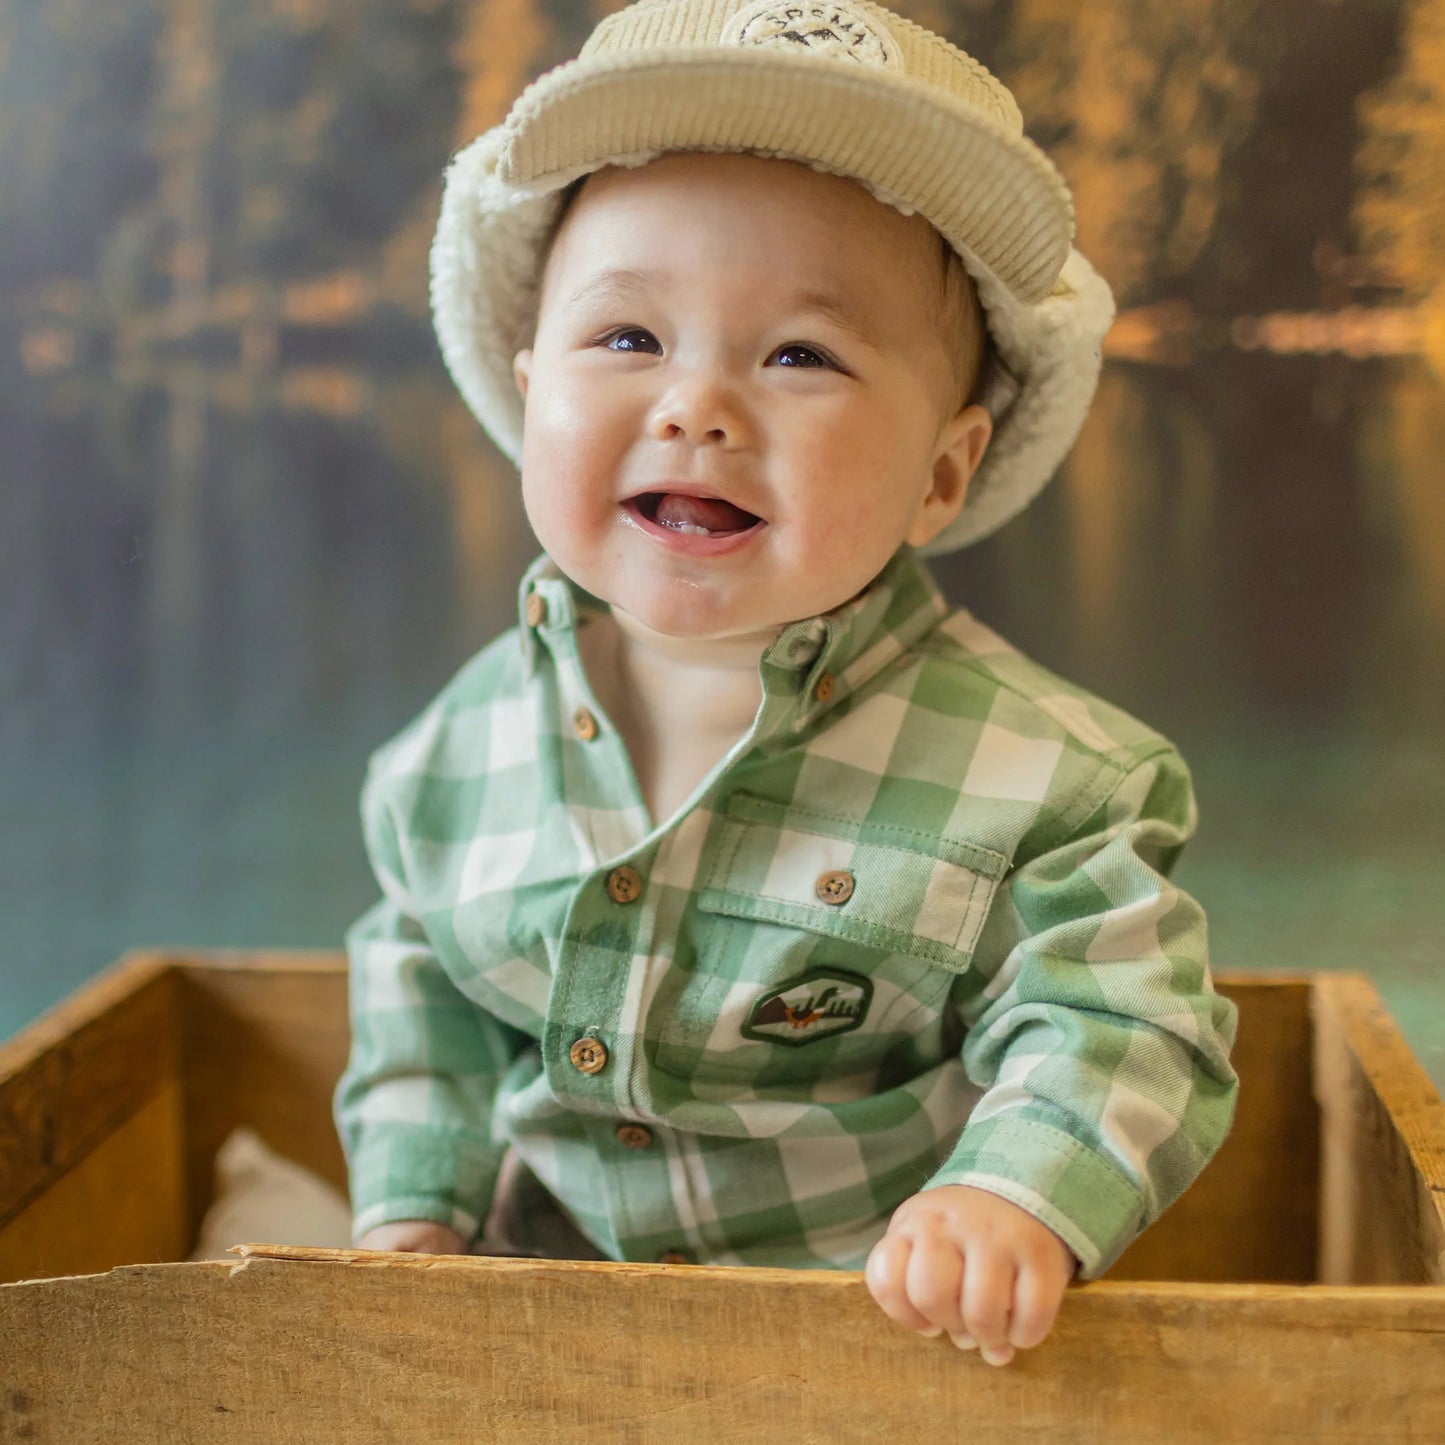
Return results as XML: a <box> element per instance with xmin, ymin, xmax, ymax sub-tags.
<box><xmin>189</xmin><ymin>1127</ymin><xmax>353</xmax><ymax>1261</ymax></box>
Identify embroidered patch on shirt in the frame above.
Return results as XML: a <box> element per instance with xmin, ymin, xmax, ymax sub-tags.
<box><xmin>721</xmin><ymin>1</ymin><xmax>902</xmax><ymax>70</ymax></box>
<box><xmin>741</xmin><ymin>967</ymin><xmax>874</xmax><ymax>1046</ymax></box>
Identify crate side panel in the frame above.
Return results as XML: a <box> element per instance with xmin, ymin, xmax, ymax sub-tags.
<box><xmin>3</xmin><ymin>1256</ymin><xmax>1445</xmax><ymax>1443</ymax></box>
<box><xmin>177</xmin><ymin>958</ymin><xmax>351</xmax><ymax>1235</ymax></box>
<box><xmin>1112</xmin><ymin>979</ymin><xmax>1318</xmax><ymax>1282</ymax></box>
<box><xmin>0</xmin><ymin>1081</ymin><xmax>188</xmax><ymax>1284</ymax></box>
<box><xmin>0</xmin><ymin>955</ymin><xmax>178</xmax><ymax>1230</ymax></box>
<box><xmin>1315</xmin><ymin>976</ymin><xmax>1445</xmax><ymax>1284</ymax></box>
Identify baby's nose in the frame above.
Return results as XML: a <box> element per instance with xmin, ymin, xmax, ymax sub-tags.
<box><xmin>648</xmin><ymin>375</ymin><xmax>748</xmax><ymax>447</ymax></box>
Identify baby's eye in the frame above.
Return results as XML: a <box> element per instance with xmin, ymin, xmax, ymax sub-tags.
<box><xmin>601</xmin><ymin>327</ymin><xmax>661</xmax><ymax>354</ymax></box>
<box><xmin>770</xmin><ymin>343</ymin><xmax>835</xmax><ymax>369</ymax></box>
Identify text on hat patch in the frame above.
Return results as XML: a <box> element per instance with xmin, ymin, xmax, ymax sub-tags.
<box><xmin>721</xmin><ymin>1</ymin><xmax>902</xmax><ymax>69</ymax></box>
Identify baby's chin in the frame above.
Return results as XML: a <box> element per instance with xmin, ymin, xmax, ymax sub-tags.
<box><xmin>608</xmin><ymin>600</ymin><xmax>787</xmax><ymax>660</ymax></box>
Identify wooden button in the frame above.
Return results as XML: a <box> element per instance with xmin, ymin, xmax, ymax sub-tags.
<box><xmin>615</xmin><ymin>1123</ymin><xmax>654</xmax><ymax>1150</ymax></box>
<box><xmin>525</xmin><ymin>593</ymin><xmax>547</xmax><ymax>627</ymax></box>
<box><xmin>606</xmin><ymin>865</ymin><xmax>642</xmax><ymax>904</ymax></box>
<box><xmin>573</xmin><ymin>707</ymin><xmax>599</xmax><ymax>741</ymax></box>
<box><xmin>815</xmin><ymin>870</ymin><xmax>855</xmax><ymax>905</ymax></box>
<box><xmin>568</xmin><ymin>1037</ymin><xmax>608</xmax><ymax>1074</ymax></box>
<box><xmin>815</xmin><ymin>672</ymin><xmax>836</xmax><ymax>702</ymax></box>
<box><xmin>657</xmin><ymin>1250</ymin><xmax>693</xmax><ymax>1265</ymax></box>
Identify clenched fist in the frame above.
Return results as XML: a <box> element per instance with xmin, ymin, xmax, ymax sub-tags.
<box><xmin>865</xmin><ymin>1185</ymin><xmax>1076</xmax><ymax>1367</ymax></box>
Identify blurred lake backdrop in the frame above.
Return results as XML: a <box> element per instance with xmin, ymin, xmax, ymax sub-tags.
<box><xmin>3</xmin><ymin>0</ymin><xmax>1443</xmax><ymax>1085</ymax></box>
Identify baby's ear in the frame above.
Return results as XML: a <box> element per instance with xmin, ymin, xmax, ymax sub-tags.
<box><xmin>512</xmin><ymin>349</ymin><xmax>533</xmax><ymax>401</ymax></box>
<box><xmin>907</xmin><ymin>404</ymin><xmax>992</xmax><ymax>548</ymax></box>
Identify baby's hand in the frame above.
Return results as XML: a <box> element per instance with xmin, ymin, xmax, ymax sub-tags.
<box><xmin>356</xmin><ymin>1220</ymin><xmax>468</xmax><ymax>1255</ymax></box>
<box><xmin>865</xmin><ymin>1185</ymin><xmax>1075</xmax><ymax>1367</ymax></box>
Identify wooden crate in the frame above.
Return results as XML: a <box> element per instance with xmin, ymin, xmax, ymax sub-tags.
<box><xmin>2</xmin><ymin>952</ymin><xmax>1443</xmax><ymax>1442</ymax></box>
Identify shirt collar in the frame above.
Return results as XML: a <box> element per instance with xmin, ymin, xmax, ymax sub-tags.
<box><xmin>516</xmin><ymin>547</ymin><xmax>948</xmax><ymax>712</ymax></box>
<box><xmin>760</xmin><ymin>548</ymin><xmax>949</xmax><ymax>722</ymax></box>
<box><xmin>516</xmin><ymin>555</ymin><xmax>604</xmax><ymax>675</ymax></box>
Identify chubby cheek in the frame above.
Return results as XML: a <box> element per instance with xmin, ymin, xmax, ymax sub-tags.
<box><xmin>795</xmin><ymin>508</ymin><xmax>910</xmax><ymax>609</ymax></box>
<box><xmin>520</xmin><ymin>467</ymin><xmax>619</xmax><ymax>584</ymax></box>
<box><xmin>519</xmin><ymin>383</ymin><xmax>628</xmax><ymax>553</ymax></box>
<box><xmin>780</xmin><ymin>453</ymin><xmax>929</xmax><ymax>591</ymax></box>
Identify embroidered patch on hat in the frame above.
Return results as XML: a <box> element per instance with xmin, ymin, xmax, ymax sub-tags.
<box><xmin>721</xmin><ymin>1</ymin><xmax>902</xmax><ymax>69</ymax></box>
<box><xmin>741</xmin><ymin>967</ymin><xmax>874</xmax><ymax>1047</ymax></box>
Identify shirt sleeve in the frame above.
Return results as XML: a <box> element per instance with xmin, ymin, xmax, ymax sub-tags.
<box><xmin>332</xmin><ymin>762</ymin><xmax>528</xmax><ymax>1245</ymax></box>
<box><xmin>922</xmin><ymin>745</ymin><xmax>1239</xmax><ymax>1278</ymax></box>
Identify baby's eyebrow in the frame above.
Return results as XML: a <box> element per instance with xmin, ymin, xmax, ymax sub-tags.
<box><xmin>786</xmin><ymin>288</ymin><xmax>884</xmax><ymax>348</ymax></box>
<box><xmin>559</xmin><ymin>269</ymin><xmax>882</xmax><ymax>347</ymax></box>
<box><xmin>559</xmin><ymin>268</ymin><xmax>658</xmax><ymax>319</ymax></box>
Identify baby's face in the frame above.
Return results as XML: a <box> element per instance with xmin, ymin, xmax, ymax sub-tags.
<box><xmin>513</xmin><ymin>152</ymin><xmax>990</xmax><ymax>642</ymax></box>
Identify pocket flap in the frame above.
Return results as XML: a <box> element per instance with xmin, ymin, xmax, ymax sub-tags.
<box><xmin>697</xmin><ymin>793</ymin><xmax>1007</xmax><ymax>973</ymax></box>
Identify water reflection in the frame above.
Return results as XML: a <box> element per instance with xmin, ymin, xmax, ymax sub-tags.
<box><xmin>1</xmin><ymin>0</ymin><xmax>1443</xmax><ymax>1086</ymax></box>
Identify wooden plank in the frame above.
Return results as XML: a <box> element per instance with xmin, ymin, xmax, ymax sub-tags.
<box><xmin>175</xmin><ymin>953</ymin><xmax>351</xmax><ymax>1234</ymax></box>
<box><xmin>0</xmin><ymin>1082</ymin><xmax>189</xmax><ymax>1284</ymax></box>
<box><xmin>1112</xmin><ymin>978</ymin><xmax>1318</xmax><ymax>1282</ymax></box>
<box><xmin>1314</xmin><ymin>974</ymin><xmax>1445</xmax><ymax>1284</ymax></box>
<box><xmin>4</xmin><ymin>1250</ymin><xmax>1445</xmax><ymax>1442</ymax></box>
<box><xmin>0</xmin><ymin>953</ymin><xmax>178</xmax><ymax>1230</ymax></box>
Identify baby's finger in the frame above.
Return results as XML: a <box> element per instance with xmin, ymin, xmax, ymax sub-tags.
<box><xmin>902</xmin><ymin>1229</ymin><xmax>966</xmax><ymax>1335</ymax></box>
<box><xmin>1009</xmin><ymin>1257</ymin><xmax>1069</xmax><ymax>1349</ymax></box>
<box><xmin>865</xmin><ymin>1233</ymin><xmax>935</xmax><ymax>1333</ymax></box>
<box><xmin>961</xmin><ymin>1247</ymin><xmax>1017</xmax><ymax>1364</ymax></box>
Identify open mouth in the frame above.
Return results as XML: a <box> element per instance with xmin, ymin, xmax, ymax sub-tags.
<box><xmin>627</xmin><ymin>492</ymin><xmax>764</xmax><ymax>539</ymax></box>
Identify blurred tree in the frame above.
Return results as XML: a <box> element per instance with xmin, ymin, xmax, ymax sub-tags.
<box><xmin>1355</xmin><ymin>0</ymin><xmax>1445</xmax><ymax>374</ymax></box>
<box><xmin>1000</xmin><ymin>0</ymin><xmax>1260</xmax><ymax>305</ymax></box>
<box><xmin>0</xmin><ymin>2</ymin><xmax>162</xmax><ymax>289</ymax></box>
<box><xmin>1356</xmin><ymin>0</ymin><xmax>1445</xmax><ymax>298</ymax></box>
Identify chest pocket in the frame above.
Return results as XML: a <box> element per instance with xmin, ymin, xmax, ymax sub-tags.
<box><xmin>650</xmin><ymin>793</ymin><xmax>1007</xmax><ymax>1090</ymax></box>
<box><xmin>697</xmin><ymin>792</ymin><xmax>1007</xmax><ymax>973</ymax></box>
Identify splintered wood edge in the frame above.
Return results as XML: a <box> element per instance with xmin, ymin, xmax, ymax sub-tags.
<box><xmin>226</xmin><ymin>1242</ymin><xmax>828</xmax><ymax>1283</ymax></box>
<box><xmin>218</xmin><ymin>1245</ymin><xmax>1445</xmax><ymax>1304</ymax></box>
<box><xmin>8</xmin><ymin>1248</ymin><xmax>1443</xmax><ymax>1313</ymax></box>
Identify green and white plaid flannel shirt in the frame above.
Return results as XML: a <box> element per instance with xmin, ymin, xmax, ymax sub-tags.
<box><xmin>335</xmin><ymin>547</ymin><xmax>1238</xmax><ymax>1277</ymax></box>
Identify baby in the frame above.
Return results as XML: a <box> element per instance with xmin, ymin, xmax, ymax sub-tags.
<box><xmin>334</xmin><ymin>0</ymin><xmax>1239</xmax><ymax>1368</ymax></box>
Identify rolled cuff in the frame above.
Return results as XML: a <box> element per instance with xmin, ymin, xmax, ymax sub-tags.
<box><xmin>344</xmin><ymin>1125</ymin><xmax>505</xmax><ymax>1248</ymax></box>
<box><xmin>922</xmin><ymin>1113</ymin><xmax>1146</xmax><ymax>1278</ymax></box>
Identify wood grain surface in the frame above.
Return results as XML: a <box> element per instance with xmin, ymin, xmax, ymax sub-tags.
<box><xmin>4</xmin><ymin>1248</ymin><xmax>1445</xmax><ymax>1442</ymax></box>
<box><xmin>1315</xmin><ymin>973</ymin><xmax>1445</xmax><ymax>1284</ymax></box>
<box><xmin>0</xmin><ymin>1082</ymin><xmax>187</xmax><ymax>1286</ymax></box>
<box><xmin>0</xmin><ymin>952</ymin><xmax>177</xmax><ymax>1232</ymax></box>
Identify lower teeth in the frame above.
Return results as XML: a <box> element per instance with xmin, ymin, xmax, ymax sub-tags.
<box><xmin>660</xmin><ymin>519</ymin><xmax>715</xmax><ymax>536</ymax></box>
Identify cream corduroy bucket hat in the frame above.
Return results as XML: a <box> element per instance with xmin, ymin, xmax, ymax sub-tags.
<box><xmin>430</xmin><ymin>0</ymin><xmax>1116</xmax><ymax>552</ymax></box>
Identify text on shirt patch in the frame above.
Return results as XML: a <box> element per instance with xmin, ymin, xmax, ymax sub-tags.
<box><xmin>721</xmin><ymin>1</ymin><xmax>902</xmax><ymax>69</ymax></box>
<box><xmin>742</xmin><ymin>967</ymin><xmax>874</xmax><ymax>1046</ymax></box>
